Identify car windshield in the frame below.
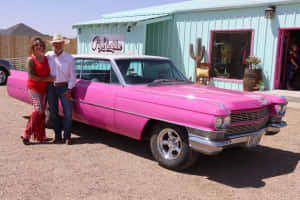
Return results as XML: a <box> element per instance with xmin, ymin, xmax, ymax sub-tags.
<box><xmin>115</xmin><ymin>59</ymin><xmax>191</xmax><ymax>85</ymax></box>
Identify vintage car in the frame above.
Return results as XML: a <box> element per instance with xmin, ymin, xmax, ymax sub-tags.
<box><xmin>0</xmin><ymin>58</ymin><xmax>15</xmax><ymax>85</ymax></box>
<box><xmin>7</xmin><ymin>54</ymin><xmax>287</xmax><ymax>170</ymax></box>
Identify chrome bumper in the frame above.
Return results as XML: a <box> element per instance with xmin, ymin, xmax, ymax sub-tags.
<box><xmin>188</xmin><ymin>121</ymin><xmax>287</xmax><ymax>155</ymax></box>
<box><xmin>266</xmin><ymin>121</ymin><xmax>287</xmax><ymax>135</ymax></box>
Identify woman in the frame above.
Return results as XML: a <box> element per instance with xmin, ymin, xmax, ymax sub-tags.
<box><xmin>21</xmin><ymin>37</ymin><xmax>55</xmax><ymax>145</ymax></box>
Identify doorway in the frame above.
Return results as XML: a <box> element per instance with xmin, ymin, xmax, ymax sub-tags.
<box><xmin>275</xmin><ymin>29</ymin><xmax>300</xmax><ymax>90</ymax></box>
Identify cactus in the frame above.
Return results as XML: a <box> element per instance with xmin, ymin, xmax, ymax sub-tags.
<box><xmin>189</xmin><ymin>38</ymin><xmax>205</xmax><ymax>81</ymax></box>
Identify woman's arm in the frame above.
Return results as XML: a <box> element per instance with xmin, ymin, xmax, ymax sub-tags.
<box><xmin>26</xmin><ymin>57</ymin><xmax>55</xmax><ymax>82</ymax></box>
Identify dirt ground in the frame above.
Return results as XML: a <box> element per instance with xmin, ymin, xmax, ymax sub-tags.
<box><xmin>0</xmin><ymin>85</ymin><xmax>300</xmax><ymax>200</ymax></box>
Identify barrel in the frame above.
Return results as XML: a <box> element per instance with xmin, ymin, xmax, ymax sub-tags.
<box><xmin>243</xmin><ymin>68</ymin><xmax>257</xmax><ymax>91</ymax></box>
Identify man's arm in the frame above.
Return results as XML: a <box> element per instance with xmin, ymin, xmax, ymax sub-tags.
<box><xmin>65</xmin><ymin>57</ymin><xmax>76</xmax><ymax>101</ymax></box>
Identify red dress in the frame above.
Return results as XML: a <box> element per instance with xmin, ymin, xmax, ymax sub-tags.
<box><xmin>27</xmin><ymin>56</ymin><xmax>50</xmax><ymax>94</ymax></box>
<box><xmin>23</xmin><ymin>56</ymin><xmax>50</xmax><ymax>142</ymax></box>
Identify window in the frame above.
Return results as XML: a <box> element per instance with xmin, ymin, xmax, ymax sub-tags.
<box><xmin>211</xmin><ymin>31</ymin><xmax>252</xmax><ymax>79</ymax></box>
<box><xmin>75</xmin><ymin>58</ymin><xmax>119</xmax><ymax>84</ymax></box>
<box><xmin>75</xmin><ymin>59</ymin><xmax>82</xmax><ymax>78</ymax></box>
<box><xmin>116</xmin><ymin>59</ymin><xmax>187</xmax><ymax>85</ymax></box>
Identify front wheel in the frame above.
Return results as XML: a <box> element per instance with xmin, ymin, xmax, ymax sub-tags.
<box><xmin>0</xmin><ymin>69</ymin><xmax>8</xmax><ymax>85</ymax></box>
<box><xmin>150</xmin><ymin>123</ymin><xmax>199</xmax><ymax>171</ymax></box>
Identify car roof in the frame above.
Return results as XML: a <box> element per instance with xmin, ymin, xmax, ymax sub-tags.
<box><xmin>73</xmin><ymin>53</ymin><xmax>170</xmax><ymax>60</ymax></box>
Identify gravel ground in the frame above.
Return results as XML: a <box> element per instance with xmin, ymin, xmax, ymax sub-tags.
<box><xmin>0</xmin><ymin>86</ymin><xmax>300</xmax><ymax>200</ymax></box>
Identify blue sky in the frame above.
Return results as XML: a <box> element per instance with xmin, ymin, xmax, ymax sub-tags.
<box><xmin>1</xmin><ymin>0</ymin><xmax>185</xmax><ymax>38</ymax></box>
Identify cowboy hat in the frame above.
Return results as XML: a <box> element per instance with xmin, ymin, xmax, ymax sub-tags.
<box><xmin>48</xmin><ymin>33</ymin><xmax>70</xmax><ymax>44</ymax></box>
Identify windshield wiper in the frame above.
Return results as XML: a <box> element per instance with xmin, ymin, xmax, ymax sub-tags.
<box><xmin>147</xmin><ymin>79</ymin><xmax>192</xmax><ymax>86</ymax></box>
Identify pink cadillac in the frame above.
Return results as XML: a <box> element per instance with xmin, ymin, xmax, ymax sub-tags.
<box><xmin>7</xmin><ymin>54</ymin><xmax>287</xmax><ymax>170</ymax></box>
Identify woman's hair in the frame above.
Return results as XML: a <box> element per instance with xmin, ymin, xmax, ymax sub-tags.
<box><xmin>29</xmin><ymin>37</ymin><xmax>46</xmax><ymax>54</ymax></box>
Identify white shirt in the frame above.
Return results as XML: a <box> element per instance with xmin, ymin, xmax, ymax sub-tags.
<box><xmin>46</xmin><ymin>51</ymin><xmax>76</xmax><ymax>89</ymax></box>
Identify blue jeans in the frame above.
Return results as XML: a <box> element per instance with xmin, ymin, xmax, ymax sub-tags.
<box><xmin>47</xmin><ymin>84</ymin><xmax>72</xmax><ymax>139</ymax></box>
<box><xmin>287</xmin><ymin>64</ymin><xmax>296</xmax><ymax>89</ymax></box>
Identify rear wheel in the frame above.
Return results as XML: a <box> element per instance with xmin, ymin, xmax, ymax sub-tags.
<box><xmin>0</xmin><ymin>68</ymin><xmax>8</xmax><ymax>85</ymax></box>
<box><xmin>150</xmin><ymin>123</ymin><xmax>199</xmax><ymax>171</ymax></box>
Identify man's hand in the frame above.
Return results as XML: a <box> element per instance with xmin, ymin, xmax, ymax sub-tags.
<box><xmin>47</xmin><ymin>76</ymin><xmax>56</xmax><ymax>82</ymax></box>
<box><xmin>64</xmin><ymin>89</ymin><xmax>72</xmax><ymax>101</ymax></box>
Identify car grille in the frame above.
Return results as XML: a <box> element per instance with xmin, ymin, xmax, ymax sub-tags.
<box><xmin>231</xmin><ymin>107</ymin><xmax>270</xmax><ymax>123</ymax></box>
<box><xmin>226</xmin><ymin>117</ymin><xmax>269</xmax><ymax>135</ymax></box>
<box><xmin>226</xmin><ymin>106</ymin><xmax>270</xmax><ymax>136</ymax></box>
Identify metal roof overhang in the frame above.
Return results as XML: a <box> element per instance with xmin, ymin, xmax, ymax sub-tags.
<box><xmin>72</xmin><ymin>14</ymin><xmax>172</xmax><ymax>28</ymax></box>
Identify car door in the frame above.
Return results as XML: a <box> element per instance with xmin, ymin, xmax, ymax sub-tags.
<box><xmin>72</xmin><ymin>58</ymin><xmax>121</xmax><ymax>132</ymax></box>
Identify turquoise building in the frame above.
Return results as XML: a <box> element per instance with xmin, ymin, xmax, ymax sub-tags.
<box><xmin>73</xmin><ymin>0</ymin><xmax>300</xmax><ymax>91</ymax></box>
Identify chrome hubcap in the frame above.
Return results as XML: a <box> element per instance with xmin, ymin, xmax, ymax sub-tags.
<box><xmin>157</xmin><ymin>128</ymin><xmax>182</xmax><ymax>160</ymax></box>
<box><xmin>0</xmin><ymin>71</ymin><xmax>6</xmax><ymax>83</ymax></box>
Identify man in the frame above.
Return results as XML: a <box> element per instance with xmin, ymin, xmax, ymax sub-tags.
<box><xmin>46</xmin><ymin>34</ymin><xmax>76</xmax><ymax>145</ymax></box>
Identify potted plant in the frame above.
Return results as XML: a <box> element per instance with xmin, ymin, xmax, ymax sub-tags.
<box><xmin>243</xmin><ymin>56</ymin><xmax>263</xmax><ymax>91</ymax></box>
<box><xmin>246</xmin><ymin>56</ymin><xmax>261</xmax><ymax>70</ymax></box>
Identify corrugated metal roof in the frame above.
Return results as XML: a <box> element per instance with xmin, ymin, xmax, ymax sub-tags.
<box><xmin>73</xmin><ymin>14</ymin><xmax>171</xmax><ymax>27</ymax></box>
<box><xmin>73</xmin><ymin>0</ymin><xmax>297</xmax><ymax>27</ymax></box>
<box><xmin>103</xmin><ymin>0</ymin><xmax>297</xmax><ymax>18</ymax></box>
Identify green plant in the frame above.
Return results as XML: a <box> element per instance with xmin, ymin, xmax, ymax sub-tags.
<box><xmin>253</xmin><ymin>81</ymin><xmax>265</xmax><ymax>91</ymax></box>
<box><xmin>246</xmin><ymin>56</ymin><xmax>261</xmax><ymax>70</ymax></box>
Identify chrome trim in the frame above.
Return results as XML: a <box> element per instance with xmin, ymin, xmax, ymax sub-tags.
<box><xmin>227</xmin><ymin>129</ymin><xmax>265</xmax><ymax>139</ymax></box>
<box><xmin>189</xmin><ymin>129</ymin><xmax>266</xmax><ymax>155</ymax></box>
<box><xmin>72</xmin><ymin>98</ymin><xmax>221</xmax><ymax>133</ymax></box>
<box><xmin>186</xmin><ymin>127</ymin><xmax>225</xmax><ymax>135</ymax></box>
<box><xmin>266</xmin><ymin>121</ymin><xmax>287</xmax><ymax>135</ymax></box>
<box><xmin>268</xmin><ymin>121</ymin><xmax>287</xmax><ymax>128</ymax></box>
<box><xmin>6</xmin><ymin>84</ymin><xmax>27</xmax><ymax>91</ymax></box>
<box><xmin>110</xmin><ymin>59</ymin><xmax>126</xmax><ymax>86</ymax></box>
<box><xmin>266</xmin><ymin>126</ymin><xmax>279</xmax><ymax>133</ymax></box>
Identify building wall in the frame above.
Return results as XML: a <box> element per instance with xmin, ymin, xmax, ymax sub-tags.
<box><xmin>0</xmin><ymin>35</ymin><xmax>76</xmax><ymax>70</ymax></box>
<box><xmin>146</xmin><ymin>3</ymin><xmax>300</xmax><ymax>90</ymax></box>
<box><xmin>77</xmin><ymin>24</ymin><xmax>146</xmax><ymax>55</ymax></box>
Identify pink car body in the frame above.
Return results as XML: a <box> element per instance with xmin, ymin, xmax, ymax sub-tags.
<box><xmin>7</xmin><ymin>54</ymin><xmax>287</xmax><ymax>170</ymax></box>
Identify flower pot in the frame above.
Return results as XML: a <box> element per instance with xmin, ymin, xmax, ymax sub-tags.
<box><xmin>243</xmin><ymin>68</ymin><xmax>263</xmax><ymax>91</ymax></box>
<box><xmin>255</xmin><ymin>68</ymin><xmax>263</xmax><ymax>83</ymax></box>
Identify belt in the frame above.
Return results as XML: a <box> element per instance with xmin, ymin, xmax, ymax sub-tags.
<box><xmin>53</xmin><ymin>82</ymin><xmax>68</xmax><ymax>87</ymax></box>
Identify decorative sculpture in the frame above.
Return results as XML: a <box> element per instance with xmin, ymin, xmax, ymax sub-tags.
<box><xmin>189</xmin><ymin>38</ymin><xmax>206</xmax><ymax>83</ymax></box>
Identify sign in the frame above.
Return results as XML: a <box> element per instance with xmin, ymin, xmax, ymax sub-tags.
<box><xmin>91</xmin><ymin>34</ymin><xmax>124</xmax><ymax>53</ymax></box>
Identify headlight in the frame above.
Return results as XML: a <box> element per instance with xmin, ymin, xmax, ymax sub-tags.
<box><xmin>215</xmin><ymin>117</ymin><xmax>223</xmax><ymax>129</ymax></box>
<box><xmin>275</xmin><ymin>104</ymin><xmax>287</xmax><ymax>116</ymax></box>
<box><xmin>215</xmin><ymin>116</ymin><xmax>231</xmax><ymax>130</ymax></box>
<box><xmin>224</xmin><ymin>116</ymin><xmax>231</xmax><ymax>127</ymax></box>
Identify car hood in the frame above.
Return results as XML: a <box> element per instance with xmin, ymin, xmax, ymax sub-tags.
<box><xmin>123</xmin><ymin>84</ymin><xmax>286</xmax><ymax>115</ymax></box>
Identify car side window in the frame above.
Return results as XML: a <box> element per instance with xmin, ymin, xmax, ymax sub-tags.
<box><xmin>75</xmin><ymin>58</ymin><xmax>119</xmax><ymax>84</ymax></box>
